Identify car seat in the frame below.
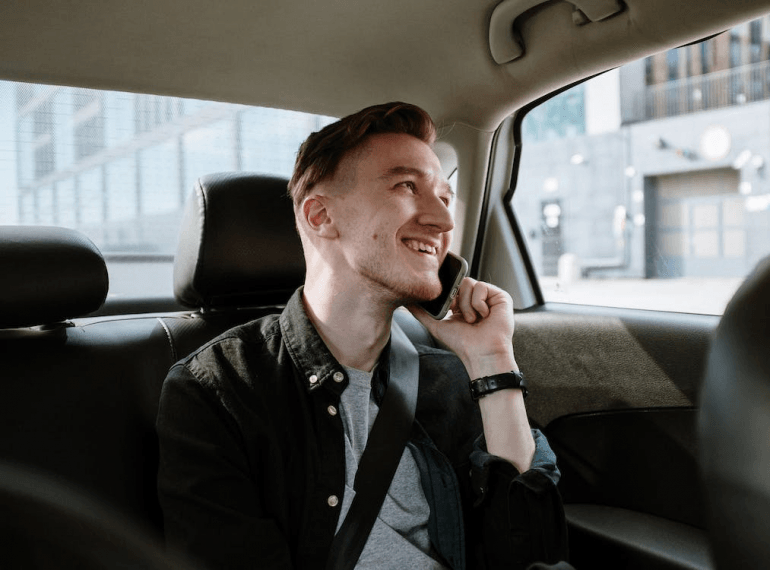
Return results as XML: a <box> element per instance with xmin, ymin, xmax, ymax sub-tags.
<box><xmin>699</xmin><ymin>255</ymin><xmax>770</xmax><ymax>568</ymax></box>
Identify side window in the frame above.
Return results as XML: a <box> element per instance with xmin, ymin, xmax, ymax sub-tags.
<box><xmin>0</xmin><ymin>81</ymin><xmax>335</xmax><ymax>299</ymax></box>
<box><xmin>512</xmin><ymin>16</ymin><xmax>770</xmax><ymax>315</ymax></box>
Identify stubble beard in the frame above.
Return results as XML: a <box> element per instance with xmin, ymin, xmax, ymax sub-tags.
<box><xmin>357</xmin><ymin>254</ymin><xmax>442</xmax><ymax>305</ymax></box>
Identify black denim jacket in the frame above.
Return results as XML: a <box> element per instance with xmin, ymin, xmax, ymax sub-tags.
<box><xmin>157</xmin><ymin>288</ymin><xmax>568</xmax><ymax>570</ymax></box>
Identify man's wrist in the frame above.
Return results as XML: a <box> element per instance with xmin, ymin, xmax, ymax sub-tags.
<box><xmin>463</xmin><ymin>351</ymin><xmax>518</xmax><ymax>380</ymax></box>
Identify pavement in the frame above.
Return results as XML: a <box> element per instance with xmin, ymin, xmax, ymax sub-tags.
<box><xmin>539</xmin><ymin>276</ymin><xmax>744</xmax><ymax>315</ymax></box>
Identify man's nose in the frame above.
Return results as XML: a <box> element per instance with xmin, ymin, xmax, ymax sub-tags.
<box><xmin>417</xmin><ymin>192</ymin><xmax>454</xmax><ymax>233</ymax></box>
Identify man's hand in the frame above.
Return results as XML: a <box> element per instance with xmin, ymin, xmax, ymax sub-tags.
<box><xmin>408</xmin><ymin>277</ymin><xmax>534</xmax><ymax>471</ymax></box>
<box><xmin>408</xmin><ymin>277</ymin><xmax>518</xmax><ymax>379</ymax></box>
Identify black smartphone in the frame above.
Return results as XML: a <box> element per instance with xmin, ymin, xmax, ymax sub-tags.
<box><xmin>418</xmin><ymin>252</ymin><xmax>468</xmax><ymax>320</ymax></box>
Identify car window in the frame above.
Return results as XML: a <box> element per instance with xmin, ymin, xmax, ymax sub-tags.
<box><xmin>1</xmin><ymin>81</ymin><xmax>335</xmax><ymax>300</ymax></box>
<box><xmin>511</xmin><ymin>16</ymin><xmax>770</xmax><ymax>315</ymax></box>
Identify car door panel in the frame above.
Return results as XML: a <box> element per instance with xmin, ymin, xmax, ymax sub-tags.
<box><xmin>513</xmin><ymin>303</ymin><xmax>718</xmax><ymax>568</ymax></box>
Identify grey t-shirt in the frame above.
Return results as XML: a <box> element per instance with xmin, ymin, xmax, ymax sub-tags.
<box><xmin>336</xmin><ymin>365</ymin><xmax>447</xmax><ymax>569</ymax></box>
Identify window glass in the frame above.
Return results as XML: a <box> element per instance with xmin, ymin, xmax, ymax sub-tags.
<box><xmin>106</xmin><ymin>156</ymin><xmax>137</xmax><ymax>223</ymax></box>
<box><xmin>0</xmin><ymin>79</ymin><xmax>335</xmax><ymax>301</ymax></box>
<box><xmin>182</xmin><ymin>119</ymin><xmax>235</xmax><ymax>192</ymax></box>
<box><xmin>240</xmin><ymin>108</ymin><xmax>335</xmax><ymax>176</ymax></box>
<box><xmin>37</xmin><ymin>184</ymin><xmax>54</xmax><ymax>224</ymax></box>
<box><xmin>16</xmin><ymin>113</ymin><xmax>34</xmax><ymax>187</ymax></box>
<box><xmin>512</xmin><ymin>17</ymin><xmax>770</xmax><ymax>315</ymax></box>
<box><xmin>56</xmin><ymin>178</ymin><xmax>77</xmax><ymax>227</ymax></box>
<box><xmin>104</xmin><ymin>91</ymin><xmax>135</xmax><ymax>146</ymax></box>
<box><xmin>79</xmin><ymin>166</ymin><xmax>104</xmax><ymax>226</ymax></box>
<box><xmin>53</xmin><ymin>89</ymin><xmax>75</xmax><ymax>170</ymax></box>
<box><xmin>19</xmin><ymin>192</ymin><xmax>34</xmax><ymax>224</ymax></box>
<box><xmin>140</xmin><ymin>139</ymin><xmax>180</xmax><ymax>218</ymax></box>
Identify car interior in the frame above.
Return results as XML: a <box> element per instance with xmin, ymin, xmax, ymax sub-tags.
<box><xmin>2</xmin><ymin>1</ymin><xmax>770</xmax><ymax>568</ymax></box>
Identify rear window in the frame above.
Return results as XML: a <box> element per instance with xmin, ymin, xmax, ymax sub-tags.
<box><xmin>1</xmin><ymin>81</ymin><xmax>335</xmax><ymax>300</ymax></box>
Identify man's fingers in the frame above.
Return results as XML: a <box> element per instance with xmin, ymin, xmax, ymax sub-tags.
<box><xmin>456</xmin><ymin>277</ymin><xmax>478</xmax><ymax>323</ymax></box>
<box><xmin>470</xmin><ymin>281</ymin><xmax>491</xmax><ymax>318</ymax></box>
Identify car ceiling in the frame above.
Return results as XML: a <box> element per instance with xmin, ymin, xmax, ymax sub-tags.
<box><xmin>2</xmin><ymin>0</ymin><xmax>770</xmax><ymax>133</ymax></box>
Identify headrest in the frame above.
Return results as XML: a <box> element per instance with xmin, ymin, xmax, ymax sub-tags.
<box><xmin>0</xmin><ymin>226</ymin><xmax>109</xmax><ymax>328</ymax></box>
<box><xmin>173</xmin><ymin>173</ymin><xmax>305</xmax><ymax>309</ymax></box>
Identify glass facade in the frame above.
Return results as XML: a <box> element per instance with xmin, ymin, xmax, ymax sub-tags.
<box><xmin>1</xmin><ymin>80</ymin><xmax>336</xmax><ymax>297</ymax></box>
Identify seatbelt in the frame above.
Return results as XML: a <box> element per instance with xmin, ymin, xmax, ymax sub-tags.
<box><xmin>325</xmin><ymin>321</ymin><xmax>419</xmax><ymax>570</ymax></box>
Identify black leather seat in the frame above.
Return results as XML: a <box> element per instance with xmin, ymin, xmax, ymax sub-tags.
<box><xmin>0</xmin><ymin>227</ymin><xmax>191</xmax><ymax>568</ymax></box>
<box><xmin>0</xmin><ymin>462</ymin><xmax>193</xmax><ymax>569</ymax></box>
<box><xmin>699</xmin><ymin>256</ymin><xmax>770</xmax><ymax>568</ymax></box>
<box><xmin>0</xmin><ymin>225</ymin><xmax>108</xmax><ymax>331</ymax></box>
<box><xmin>173</xmin><ymin>172</ymin><xmax>305</xmax><ymax>310</ymax></box>
<box><xmin>0</xmin><ymin>225</ymin><xmax>175</xmax><ymax>534</ymax></box>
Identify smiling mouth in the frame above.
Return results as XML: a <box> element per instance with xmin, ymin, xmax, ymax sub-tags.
<box><xmin>403</xmin><ymin>238</ymin><xmax>438</xmax><ymax>256</ymax></box>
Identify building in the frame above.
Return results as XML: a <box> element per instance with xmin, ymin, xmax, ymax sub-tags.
<box><xmin>12</xmin><ymin>83</ymin><xmax>333</xmax><ymax>257</ymax></box>
<box><xmin>515</xmin><ymin>15</ymin><xmax>770</xmax><ymax>280</ymax></box>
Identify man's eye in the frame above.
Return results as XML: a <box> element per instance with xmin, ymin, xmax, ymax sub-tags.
<box><xmin>399</xmin><ymin>181</ymin><xmax>416</xmax><ymax>192</ymax></box>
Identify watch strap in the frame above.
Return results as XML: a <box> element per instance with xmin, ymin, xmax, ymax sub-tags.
<box><xmin>469</xmin><ymin>371</ymin><xmax>528</xmax><ymax>401</ymax></box>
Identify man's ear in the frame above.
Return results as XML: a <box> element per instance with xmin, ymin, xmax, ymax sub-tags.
<box><xmin>301</xmin><ymin>195</ymin><xmax>339</xmax><ymax>239</ymax></box>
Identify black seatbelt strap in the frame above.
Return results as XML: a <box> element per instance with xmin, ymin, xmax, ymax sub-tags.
<box><xmin>325</xmin><ymin>321</ymin><xmax>419</xmax><ymax>570</ymax></box>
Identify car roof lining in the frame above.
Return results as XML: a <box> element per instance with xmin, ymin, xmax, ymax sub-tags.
<box><xmin>2</xmin><ymin>0</ymin><xmax>770</xmax><ymax>133</ymax></box>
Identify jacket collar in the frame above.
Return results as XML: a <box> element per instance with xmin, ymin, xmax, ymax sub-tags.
<box><xmin>279</xmin><ymin>287</ymin><xmax>390</xmax><ymax>398</ymax></box>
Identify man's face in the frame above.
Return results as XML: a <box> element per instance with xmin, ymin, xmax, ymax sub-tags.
<box><xmin>329</xmin><ymin>132</ymin><xmax>454</xmax><ymax>304</ymax></box>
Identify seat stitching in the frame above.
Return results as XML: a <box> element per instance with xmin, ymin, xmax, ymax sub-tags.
<box><xmin>155</xmin><ymin>317</ymin><xmax>177</xmax><ymax>363</ymax></box>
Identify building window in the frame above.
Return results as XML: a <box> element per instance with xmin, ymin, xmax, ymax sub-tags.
<box><xmin>730</xmin><ymin>30</ymin><xmax>743</xmax><ymax>68</ymax></box>
<box><xmin>29</xmin><ymin>101</ymin><xmax>55</xmax><ymax>180</ymax></box>
<box><xmin>645</xmin><ymin>57</ymin><xmax>654</xmax><ymax>85</ymax></box>
<box><xmin>73</xmin><ymin>88</ymin><xmax>99</xmax><ymax>111</ymax></box>
<box><xmin>750</xmin><ymin>19</ymin><xmax>763</xmax><ymax>63</ymax></box>
<box><xmin>521</xmin><ymin>87</ymin><xmax>585</xmax><ymax>142</ymax></box>
<box><xmin>16</xmin><ymin>84</ymin><xmax>33</xmax><ymax>109</ymax></box>
<box><xmin>34</xmin><ymin>145</ymin><xmax>55</xmax><ymax>179</ymax></box>
<box><xmin>667</xmin><ymin>50</ymin><xmax>680</xmax><ymax>81</ymax></box>
<box><xmin>75</xmin><ymin>115</ymin><xmax>105</xmax><ymax>160</ymax></box>
<box><xmin>700</xmin><ymin>42</ymin><xmax>710</xmax><ymax>75</ymax></box>
<box><xmin>134</xmin><ymin>94</ymin><xmax>183</xmax><ymax>134</ymax></box>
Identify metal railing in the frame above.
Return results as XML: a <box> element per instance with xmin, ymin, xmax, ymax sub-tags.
<box><xmin>628</xmin><ymin>60</ymin><xmax>770</xmax><ymax>122</ymax></box>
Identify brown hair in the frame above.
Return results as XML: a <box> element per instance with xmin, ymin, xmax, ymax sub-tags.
<box><xmin>288</xmin><ymin>102</ymin><xmax>436</xmax><ymax>205</ymax></box>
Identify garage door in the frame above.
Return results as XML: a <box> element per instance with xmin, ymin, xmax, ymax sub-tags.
<box><xmin>651</xmin><ymin>168</ymin><xmax>749</xmax><ymax>277</ymax></box>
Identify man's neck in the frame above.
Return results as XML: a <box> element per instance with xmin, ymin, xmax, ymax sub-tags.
<box><xmin>302</xmin><ymin>277</ymin><xmax>395</xmax><ymax>372</ymax></box>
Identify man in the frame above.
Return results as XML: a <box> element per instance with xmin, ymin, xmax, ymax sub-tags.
<box><xmin>157</xmin><ymin>102</ymin><xmax>567</xmax><ymax>569</ymax></box>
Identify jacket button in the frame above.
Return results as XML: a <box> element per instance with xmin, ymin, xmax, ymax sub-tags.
<box><xmin>327</xmin><ymin>405</ymin><xmax>338</xmax><ymax>416</ymax></box>
<box><xmin>333</xmin><ymin>371</ymin><xmax>344</xmax><ymax>383</ymax></box>
<box><xmin>327</xmin><ymin>495</ymin><xmax>339</xmax><ymax>507</ymax></box>
<box><xmin>309</xmin><ymin>375</ymin><xmax>318</xmax><ymax>385</ymax></box>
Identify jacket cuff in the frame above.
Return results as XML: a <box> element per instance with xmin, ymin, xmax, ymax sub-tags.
<box><xmin>469</xmin><ymin>428</ymin><xmax>560</xmax><ymax>506</ymax></box>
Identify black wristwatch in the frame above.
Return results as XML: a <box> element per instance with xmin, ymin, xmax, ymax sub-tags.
<box><xmin>469</xmin><ymin>371</ymin><xmax>528</xmax><ymax>401</ymax></box>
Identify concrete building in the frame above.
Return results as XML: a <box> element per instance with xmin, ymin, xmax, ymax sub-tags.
<box><xmin>515</xmin><ymin>16</ymin><xmax>770</xmax><ymax>280</ymax></box>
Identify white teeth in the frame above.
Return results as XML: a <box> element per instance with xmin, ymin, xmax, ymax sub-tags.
<box><xmin>404</xmin><ymin>239</ymin><xmax>437</xmax><ymax>255</ymax></box>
